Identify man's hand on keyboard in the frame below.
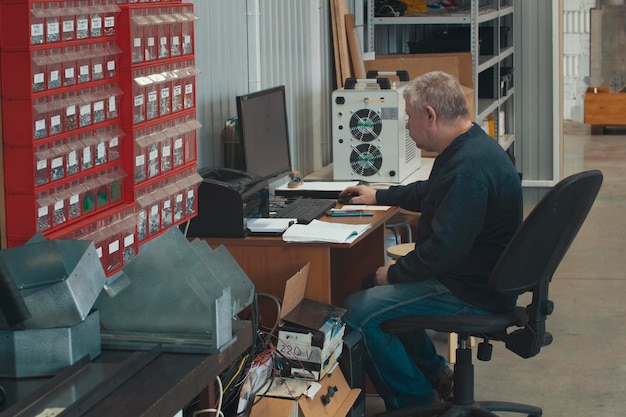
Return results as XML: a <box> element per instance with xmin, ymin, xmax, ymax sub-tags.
<box><xmin>339</xmin><ymin>185</ymin><xmax>378</xmax><ymax>205</ymax></box>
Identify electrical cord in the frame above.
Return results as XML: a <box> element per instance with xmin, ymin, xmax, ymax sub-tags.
<box><xmin>220</xmin><ymin>297</ymin><xmax>260</xmax><ymax>411</ymax></box>
<box><xmin>184</xmin><ymin>296</ymin><xmax>259</xmax><ymax>417</ymax></box>
<box><xmin>222</xmin><ymin>353</ymin><xmax>250</xmax><ymax>394</ymax></box>
<box><xmin>185</xmin><ymin>292</ymin><xmax>284</xmax><ymax>416</ymax></box>
<box><xmin>215</xmin><ymin>293</ymin><xmax>270</xmax><ymax>413</ymax></box>
<box><xmin>255</xmin><ymin>292</ymin><xmax>282</xmax><ymax>337</ymax></box>
<box><xmin>181</xmin><ymin>219</ymin><xmax>191</xmax><ymax>237</ymax></box>
<box><xmin>192</xmin><ymin>375</ymin><xmax>224</xmax><ymax>417</ymax></box>
<box><xmin>227</xmin><ymin>291</ymin><xmax>287</xmax><ymax>416</ymax></box>
<box><xmin>376</xmin><ymin>4</ymin><xmax>400</xmax><ymax>17</ymax></box>
<box><xmin>239</xmin><ymin>369</ymin><xmax>275</xmax><ymax>415</ymax></box>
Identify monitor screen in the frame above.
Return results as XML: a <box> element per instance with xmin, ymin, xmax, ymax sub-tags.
<box><xmin>236</xmin><ymin>86</ymin><xmax>292</xmax><ymax>181</ymax></box>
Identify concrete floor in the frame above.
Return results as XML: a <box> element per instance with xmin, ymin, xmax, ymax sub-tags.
<box><xmin>365</xmin><ymin>122</ymin><xmax>626</xmax><ymax>417</ymax></box>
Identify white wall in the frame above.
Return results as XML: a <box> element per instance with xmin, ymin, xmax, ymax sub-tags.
<box><xmin>562</xmin><ymin>0</ymin><xmax>597</xmax><ymax>122</ymax></box>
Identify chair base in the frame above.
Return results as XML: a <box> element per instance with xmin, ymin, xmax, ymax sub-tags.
<box><xmin>379</xmin><ymin>400</ymin><xmax>542</xmax><ymax>417</ymax></box>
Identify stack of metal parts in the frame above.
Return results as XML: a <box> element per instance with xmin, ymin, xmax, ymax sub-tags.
<box><xmin>95</xmin><ymin>227</ymin><xmax>255</xmax><ymax>354</ymax></box>
<box><xmin>0</xmin><ymin>236</ymin><xmax>106</xmax><ymax>378</ymax></box>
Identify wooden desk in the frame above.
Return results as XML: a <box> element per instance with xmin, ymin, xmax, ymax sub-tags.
<box><xmin>0</xmin><ymin>322</ymin><xmax>253</xmax><ymax>417</ymax></box>
<box><xmin>201</xmin><ymin>207</ymin><xmax>398</xmax><ymax>307</ymax></box>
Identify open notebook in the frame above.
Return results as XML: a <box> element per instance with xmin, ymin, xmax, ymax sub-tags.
<box><xmin>281</xmin><ymin>219</ymin><xmax>371</xmax><ymax>243</ymax></box>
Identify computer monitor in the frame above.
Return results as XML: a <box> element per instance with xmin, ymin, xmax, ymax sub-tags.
<box><xmin>236</xmin><ymin>86</ymin><xmax>292</xmax><ymax>181</ymax></box>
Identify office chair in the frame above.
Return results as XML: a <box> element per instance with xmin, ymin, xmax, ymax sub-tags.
<box><xmin>378</xmin><ymin>169</ymin><xmax>604</xmax><ymax>417</ymax></box>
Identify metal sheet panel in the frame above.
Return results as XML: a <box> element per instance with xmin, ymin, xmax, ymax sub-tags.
<box><xmin>515</xmin><ymin>0</ymin><xmax>556</xmax><ymax>186</ymax></box>
<box><xmin>0</xmin><ymin>310</ymin><xmax>101</xmax><ymax>378</ymax></box>
<box><xmin>190</xmin><ymin>0</ymin><xmax>249</xmax><ymax>169</ymax></box>
<box><xmin>0</xmin><ymin>239</ymin><xmax>106</xmax><ymax>329</ymax></box>
<box><xmin>188</xmin><ymin>239</ymin><xmax>255</xmax><ymax>315</ymax></box>
<box><xmin>94</xmin><ymin>227</ymin><xmax>228</xmax><ymax>336</ymax></box>
<box><xmin>190</xmin><ymin>0</ymin><xmax>333</xmax><ymax>175</ymax></box>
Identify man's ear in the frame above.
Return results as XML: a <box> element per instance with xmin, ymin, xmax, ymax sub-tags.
<box><xmin>424</xmin><ymin>105</ymin><xmax>437</xmax><ymax>123</ymax></box>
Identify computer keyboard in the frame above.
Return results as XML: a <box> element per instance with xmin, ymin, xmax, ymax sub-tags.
<box><xmin>273</xmin><ymin>198</ymin><xmax>336</xmax><ymax>224</ymax></box>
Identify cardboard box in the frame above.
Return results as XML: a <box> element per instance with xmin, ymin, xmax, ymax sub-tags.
<box><xmin>584</xmin><ymin>86</ymin><xmax>626</xmax><ymax>125</ymax></box>
<box><xmin>277</xmin><ymin>263</ymin><xmax>346</xmax><ymax>380</ymax></box>
<box><xmin>364</xmin><ymin>52</ymin><xmax>475</xmax><ymax>157</ymax></box>
<box><xmin>364</xmin><ymin>52</ymin><xmax>475</xmax><ymax>122</ymax></box>
<box><xmin>249</xmin><ymin>368</ymin><xmax>361</xmax><ymax>417</ymax></box>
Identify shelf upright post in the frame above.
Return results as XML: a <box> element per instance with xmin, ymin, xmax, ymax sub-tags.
<box><xmin>470</xmin><ymin>0</ymin><xmax>479</xmax><ymax>122</ymax></box>
<box><xmin>367</xmin><ymin>0</ymin><xmax>375</xmax><ymax>53</ymax></box>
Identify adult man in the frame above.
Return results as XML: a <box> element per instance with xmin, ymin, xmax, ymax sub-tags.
<box><xmin>339</xmin><ymin>71</ymin><xmax>522</xmax><ymax>410</ymax></box>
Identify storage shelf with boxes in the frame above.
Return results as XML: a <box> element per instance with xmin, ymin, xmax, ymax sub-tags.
<box><xmin>363</xmin><ymin>0</ymin><xmax>516</xmax><ymax>155</ymax></box>
<box><xmin>363</xmin><ymin>52</ymin><xmax>474</xmax><ymax>157</ymax></box>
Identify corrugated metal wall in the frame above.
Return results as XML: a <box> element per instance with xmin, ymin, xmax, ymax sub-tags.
<box><xmin>514</xmin><ymin>0</ymin><xmax>561</xmax><ymax>202</ymax></box>
<box><xmin>190</xmin><ymin>0</ymin><xmax>334</xmax><ymax>175</ymax></box>
<box><xmin>190</xmin><ymin>1</ymin><xmax>248</xmax><ymax>169</ymax></box>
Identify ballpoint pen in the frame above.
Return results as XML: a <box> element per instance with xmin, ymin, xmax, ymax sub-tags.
<box><xmin>328</xmin><ymin>211</ymin><xmax>374</xmax><ymax>217</ymax></box>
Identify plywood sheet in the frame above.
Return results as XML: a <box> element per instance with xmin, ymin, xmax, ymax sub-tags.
<box><xmin>345</xmin><ymin>14</ymin><xmax>365</xmax><ymax>79</ymax></box>
<box><xmin>364</xmin><ymin>52</ymin><xmax>473</xmax><ymax>87</ymax></box>
<box><xmin>363</xmin><ymin>53</ymin><xmax>475</xmax><ymax>121</ymax></box>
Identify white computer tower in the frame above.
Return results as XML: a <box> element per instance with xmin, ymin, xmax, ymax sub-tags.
<box><xmin>332</xmin><ymin>79</ymin><xmax>421</xmax><ymax>183</ymax></box>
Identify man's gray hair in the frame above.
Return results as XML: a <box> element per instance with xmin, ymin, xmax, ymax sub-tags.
<box><xmin>402</xmin><ymin>71</ymin><xmax>470</xmax><ymax>123</ymax></box>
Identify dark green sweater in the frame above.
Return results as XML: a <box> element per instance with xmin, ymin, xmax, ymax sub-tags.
<box><xmin>376</xmin><ymin>124</ymin><xmax>522</xmax><ymax>312</ymax></box>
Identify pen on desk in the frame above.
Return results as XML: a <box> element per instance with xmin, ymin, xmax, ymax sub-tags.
<box><xmin>330</xmin><ymin>208</ymin><xmax>364</xmax><ymax>212</ymax></box>
<box><xmin>329</xmin><ymin>212</ymin><xmax>374</xmax><ymax>217</ymax></box>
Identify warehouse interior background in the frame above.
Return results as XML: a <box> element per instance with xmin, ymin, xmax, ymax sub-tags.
<box><xmin>186</xmin><ymin>0</ymin><xmax>613</xmax><ymax>206</ymax></box>
<box><xmin>0</xmin><ymin>1</ymin><xmax>624</xmax><ymax>416</ymax></box>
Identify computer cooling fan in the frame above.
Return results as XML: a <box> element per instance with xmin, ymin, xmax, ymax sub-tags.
<box><xmin>350</xmin><ymin>143</ymin><xmax>383</xmax><ymax>176</ymax></box>
<box><xmin>349</xmin><ymin>108</ymin><xmax>382</xmax><ymax>141</ymax></box>
<box><xmin>332</xmin><ymin>77</ymin><xmax>421</xmax><ymax>183</ymax></box>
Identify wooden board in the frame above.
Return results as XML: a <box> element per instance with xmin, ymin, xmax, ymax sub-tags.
<box><xmin>333</xmin><ymin>0</ymin><xmax>352</xmax><ymax>86</ymax></box>
<box><xmin>329</xmin><ymin>0</ymin><xmax>342</xmax><ymax>88</ymax></box>
<box><xmin>345</xmin><ymin>14</ymin><xmax>366</xmax><ymax>79</ymax></box>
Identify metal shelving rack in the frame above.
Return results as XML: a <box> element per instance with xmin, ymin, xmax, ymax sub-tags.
<box><xmin>364</xmin><ymin>0</ymin><xmax>515</xmax><ymax>153</ymax></box>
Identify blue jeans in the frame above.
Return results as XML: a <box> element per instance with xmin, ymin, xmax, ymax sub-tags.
<box><xmin>343</xmin><ymin>278</ymin><xmax>491</xmax><ymax>410</ymax></box>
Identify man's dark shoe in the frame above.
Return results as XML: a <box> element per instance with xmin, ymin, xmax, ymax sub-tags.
<box><xmin>432</xmin><ymin>368</ymin><xmax>454</xmax><ymax>402</ymax></box>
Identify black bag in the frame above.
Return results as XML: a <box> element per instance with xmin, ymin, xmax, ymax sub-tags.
<box><xmin>374</xmin><ymin>0</ymin><xmax>408</xmax><ymax>17</ymax></box>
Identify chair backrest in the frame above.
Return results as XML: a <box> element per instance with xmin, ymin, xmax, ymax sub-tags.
<box><xmin>489</xmin><ymin>170</ymin><xmax>603</xmax><ymax>295</ymax></box>
<box><xmin>489</xmin><ymin>170</ymin><xmax>603</xmax><ymax>358</ymax></box>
